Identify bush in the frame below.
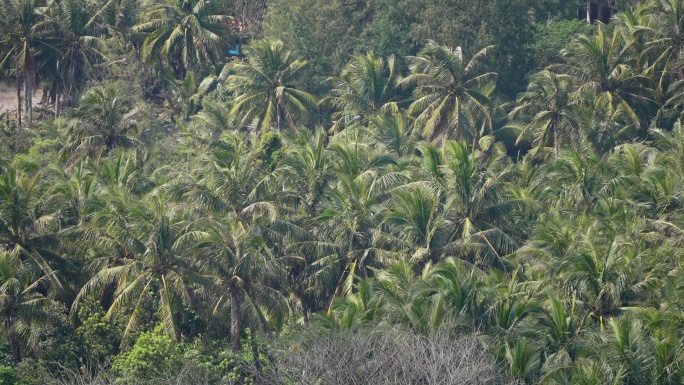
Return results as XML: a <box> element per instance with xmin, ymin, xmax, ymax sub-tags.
<box><xmin>0</xmin><ymin>366</ymin><xmax>18</xmax><ymax>385</ymax></box>
<box><xmin>532</xmin><ymin>19</ymin><xmax>594</xmax><ymax>70</ymax></box>
<box><xmin>111</xmin><ymin>328</ymin><xmax>184</xmax><ymax>384</ymax></box>
<box><xmin>260</xmin><ymin>328</ymin><xmax>516</xmax><ymax>385</ymax></box>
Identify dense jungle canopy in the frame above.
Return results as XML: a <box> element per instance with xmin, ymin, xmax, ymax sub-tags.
<box><xmin>2</xmin><ymin>0</ymin><xmax>684</xmax><ymax>384</ymax></box>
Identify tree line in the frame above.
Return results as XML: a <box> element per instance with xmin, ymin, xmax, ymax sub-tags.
<box><xmin>1</xmin><ymin>0</ymin><xmax>684</xmax><ymax>384</ymax></box>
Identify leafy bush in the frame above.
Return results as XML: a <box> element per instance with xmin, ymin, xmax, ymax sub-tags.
<box><xmin>0</xmin><ymin>366</ymin><xmax>18</xmax><ymax>385</ymax></box>
<box><xmin>111</xmin><ymin>328</ymin><xmax>184</xmax><ymax>384</ymax></box>
<box><xmin>532</xmin><ymin>19</ymin><xmax>594</xmax><ymax>69</ymax></box>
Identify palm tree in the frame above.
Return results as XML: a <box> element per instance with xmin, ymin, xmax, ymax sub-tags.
<box><xmin>132</xmin><ymin>0</ymin><xmax>231</xmax><ymax>78</ymax></box>
<box><xmin>308</xmin><ymin>139</ymin><xmax>404</xmax><ymax>304</ymax></box>
<box><xmin>0</xmin><ymin>0</ymin><xmax>45</xmax><ymax>128</ymax></box>
<box><xmin>37</xmin><ymin>0</ymin><xmax>106</xmax><ymax>114</ymax></box>
<box><xmin>642</xmin><ymin>0</ymin><xmax>684</xmax><ymax>91</ymax></box>
<box><xmin>0</xmin><ymin>252</ymin><xmax>53</xmax><ymax>363</ymax></box>
<box><xmin>0</xmin><ymin>167</ymin><xmax>71</xmax><ymax>290</ymax></box>
<box><xmin>190</xmin><ymin>209</ymin><xmax>289</xmax><ymax>352</ymax></box>
<box><xmin>383</xmin><ymin>184</ymin><xmax>453</xmax><ymax>262</ymax></box>
<box><xmin>226</xmin><ymin>39</ymin><xmax>318</xmax><ymax>133</ymax></box>
<box><xmin>323</xmin><ymin>53</ymin><xmax>401</xmax><ymax>130</ymax></box>
<box><xmin>602</xmin><ymin>316</ymin><xmax>656</xmax><ymax>385</ymax></box>
<box><xmin>369</xmin><ymin>113</ymin><xmax>413</xmax><ymax>157</ymax></box>
<box><xmin>415</xmin><ymin>141</ymin><xmax>525</xmax><ymax>270</ymax></box>
<box><xmin>63</xmin><ymin>85</ymin><xmax>140</xmax><ymax>160</ymax></box>
<box><xmin>278</xmin><ymin>128</ymin><xmax>331</xmax><ymax>216</ymax></box>
<box><xmin>401</xmin><ymin>40</ymin><xmax>497</xmax><ymax>144</ymax></box>
<box><xmin>553</xmin><ymin>24</ymin><xmax>655</xmax><ymax>132</ymax></box>
<box><xmin>72</xmin><ymin>192</ymin><xmax>210</xmax><ymax>341</ymax></box>
<box><xmin>172</xmin><ymin>132</ymin><xmax>292</xmax><ymax>351</ymax></box>
<box><xmin>509</xmin><ymin>70</ymin><xmax>580</xmax><ymax>158</ymax></box>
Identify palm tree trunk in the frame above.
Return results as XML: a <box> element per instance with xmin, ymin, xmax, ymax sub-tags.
<box><xmin>54</xmin><ymin>92</ymin><xmax>60</xmax><ymax>118</ymax></box>
<box><xmin>230</xmin><ymin>288</ymin><xmax>241</xmax><ymax>352</ymax></box>
<box><xmin>16</xmin><ymin>56</ymin><xmax>22</xmax><ymax>129</ymax></box>
<box><xmin>7</xmin><ymin>317</ymin><xmax>21</xmax><ymax>363</ymax></box>
<box><xmin>54</xmin><ymin>60</ymin><xmax>60</xmax><ymax>118</ymax></box>
<box><xmin>278</xmin><ymin>98</ymin><xmax>297</xmax><ymax>133</ymax></box>
<box><xmin>24</xmin><ymin>71</ymin><xmax>32</xmax><ymax>128</ymax></box>
<box><xmin>302</xmin><ymin>306</ymin><xmax>309</xmax><ymax>325</ymax></box>
<box><xmin>250</xmin><ymin>328</ymin><xmax>262</xmax><ymax>374</ymax></box>
<box><xmin>552</xmin><ymin>117</ymin><xmax>559</xmax><ymax>158</ymax></box>
<box><xmin>455</xmin><ymin>96</ymin><xmax>462</xmax><ymax>142</ymax></box>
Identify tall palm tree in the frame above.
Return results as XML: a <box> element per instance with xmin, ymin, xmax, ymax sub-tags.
<box><xmin>0</xmin><ymin>0</ymin><xmax>46</xmax><ymax>128</ymax></box>
<box><xmin>63</xmin><ymin>85</ymin><xmax>140</xmax><ymax>160</ymax></box>
<box><xmin>553</xmin><ymin>24</ymin><xmax>655</xmax><ymax>132</ymax></box>
<box><xmin>278</xmin><ymin>128</ymin><xmax>331</xmax><ymax>216</ymax></box>
<box><xmin>132</xmin><ymin>0</ymin><xmax>231</xmax><ymax>78</ymax></box>
<box><xmin>323</xmin><ymin>53</ymin><xmax>401</xmax><ymax>130</ymax></box>
<box><xmin>415</xmin><ymin>141</ymin><xmax>525</xmax><ymax>270</ymax></box>
<box><xmin>401</xmin><ymin>40</ymin><xmax>497</xmax><ymax>144</ymax></box>
<box><xmin>37</xmin><ymin>0</ymin><xmax>106</xmax><ymax>114</ymax></box>
<box><xmin>509</xmin><ymin>70</ymin><xmax>580</xmax><ymax>158</ymax></box>
<box><xmin>307</xmin><ymin>139</ymin><xmax>402</xmax><ymax>308</ymax></box>
<box><xmin>72</xmin><ymin>192</ymin><xmax>210</xmax><ymax>341</ymax></box>
<box><xmin>172</xmin><ymin>132</ymin><xmax>291</xmax><ymax>351</ymax></box>
<box><xmin>226</xmin><ymin>39</ymin><xmax>318</xmax><ymax>133</ymax></box>
<box><xmin>602</xmin><ymin>316</ymin><xmax>657</xmax><ymax>385</ymax></box>
<box><xmin>189</xmin><ymin>208</ymin><xmax>289</xmax><ymax>352</ymax></box>
<box><xmin>642</xmin><ymin>0</ymin><xmax>684</xmax><ymax>91</ymax></box>
<box><xmin>0</xmin><ymin>167</ymin><xmax>70</xmax><ymax>291</ymax></box>
<box><xmin>0</xmin><ymin>252</ymin><xmax>53</xmax><ymax>363</ymax></box>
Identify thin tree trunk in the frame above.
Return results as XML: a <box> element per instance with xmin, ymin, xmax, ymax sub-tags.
<box><xmin>278</xmin><ymin>98</ymin><xmax>297</xmax><ymax>133</ymax></box>
<box><xmin>250</xmin><ymin>328</ymin><xmax>262</xmax><ymax>374</ymax></box>
<box><xmin>24</xmin><ymin>71</ymin><xmax>32</xmax><ymax>128</ymax></box>
<box><xmin>16</xmin><ymin>57</ymin><xmax>22</xmax><ymax>129</ymax></box>
<box><xmin>302</xmin><ymin>306</ymin><xmax>309</xmax><ymax>325</ymax></box>
<box><xmin>54</xmin><ymin>60</ymin><xmax>60</xmax><ymax>118</ymax></box>
<box><xmin>552</xmin><ymin>116</ymin><xmax>559</xmax><ymax>158</ymax></box>
<box><xmin>54</xmin><ymin>92</ymin><xmax>60</xmax><ymax>118</ymax></box>
<box><xmin>230</xmin><ymin>288</ymin><xmax>241</xmax><ymax>352</ymax></box>
<box><xmin>7</xmin><ymin>319</ymin><xmax>21</xmax><ymax>363</ymax></box>
<box><xmin>455</xmin><ymin>96</ymin><xmax>462</xmax><ymax>142</ymax></box>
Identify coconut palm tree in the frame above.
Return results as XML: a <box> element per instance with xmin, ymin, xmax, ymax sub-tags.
<box><xmin>132</xmin><ymin>0</ymin><xmax>231</xmax><ymax>78</ymax></box>
<box><xmin>401</xmin><ymin>40</ymin><xmax>497</xmax><ymax>144</ymax></box>
<box><xmin>0</xmin><ymin>0</ymin><xmax>46</xmax><ymax>128</ymax></box>
<box><xmin>226</xmin><ymin>39</ymin><xmax>318</xmax><ymax>133</ymax></box>
<box><xmin>278</xmin><ymin>128</ymin><xmax>332</xmax><ymax>216</ymax></box>
<box><xmin>509</xmin><ymin>70</ymin><xmax>580</xmax><ymax>158</ymax></box>
<box><xmin>37</xmin><ymin>0</ymin><xmax>106</xmax><ymax>113</ymax></box>
<box><xmin>171</xmin><ymin>132</ymin><xmax>293</xmax><ymax>351</ymax></box>
<box><xmin>189</xmin><ymin>209</ymin><xmax>290</xmax><ymax>352</ymax></box>
<box><xmin>414</xmin><ymin>141</ymin><xmax>525</xmax><ymax>270</ymax></box>
<box><xmin>63</xmin><ymin>85</ymin><xmax>140</xmax><ymax>160</ymax></box>
<box><xmin>72</xmin><ymin>192</ymin><xmax>211</xmax><ymax>341</ymax></box>
<box><xmin>553</xmin><ymin>24</ymin><xmax>655</xmax><ymax>132</ymax></box>
<box><xmin>0</xmin><ymin>252</ymin><xmax>54</xmax><ymax>363</ymax></box>
<box><xmin>0</xmin><ymin>167</ymin><xmax>70</xmax><ymax>289</ymax></box>
<box><xmin>642</xmin><ymin>0</ymin><xmax>684</xmax><ymax>91</ymax></box>
<box><xmin>323</xmin><ymin>53</ymin><xmax>401</xmax><ymax>131</ymax></box>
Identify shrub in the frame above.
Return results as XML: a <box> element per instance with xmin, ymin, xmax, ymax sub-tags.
<box><xmin>111</xmin><ymin>328</ymin><xmax>184</xmax><ymax>384</ymax></box>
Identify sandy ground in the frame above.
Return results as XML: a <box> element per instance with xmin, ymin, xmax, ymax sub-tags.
<box><xmin>0</xmin><ymin>84</ymin><xmax>42</xmax><ymax>115</ymax></box>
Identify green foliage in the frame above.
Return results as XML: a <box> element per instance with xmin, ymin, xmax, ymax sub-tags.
<box><xmin>75</xmin><ymin>297</ymin><xmax>122</xmax><ymax>363</ymax></box>
<box><xmin>532</xmin><ymin>19</ymin><xmax>594</xmax><ymax>70</ymax></box>
<box><xmin>4</xmin><ymin>1</ymin><xmax>684</xmax><ymax>384</ymax></box>
<box><xmin>111</xmin><ymin>327</ymin><xmax>184</xmax><ymax>384</ymax></box>
<box><xmin>259</xmin><ymin>131</ymin><xmax>283</xmax><ymax>171</ymax></box>
<box><xmin>0</xmin><ymin>366</ymin><xmax>18</xmax><ymax>385</ymax></box>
